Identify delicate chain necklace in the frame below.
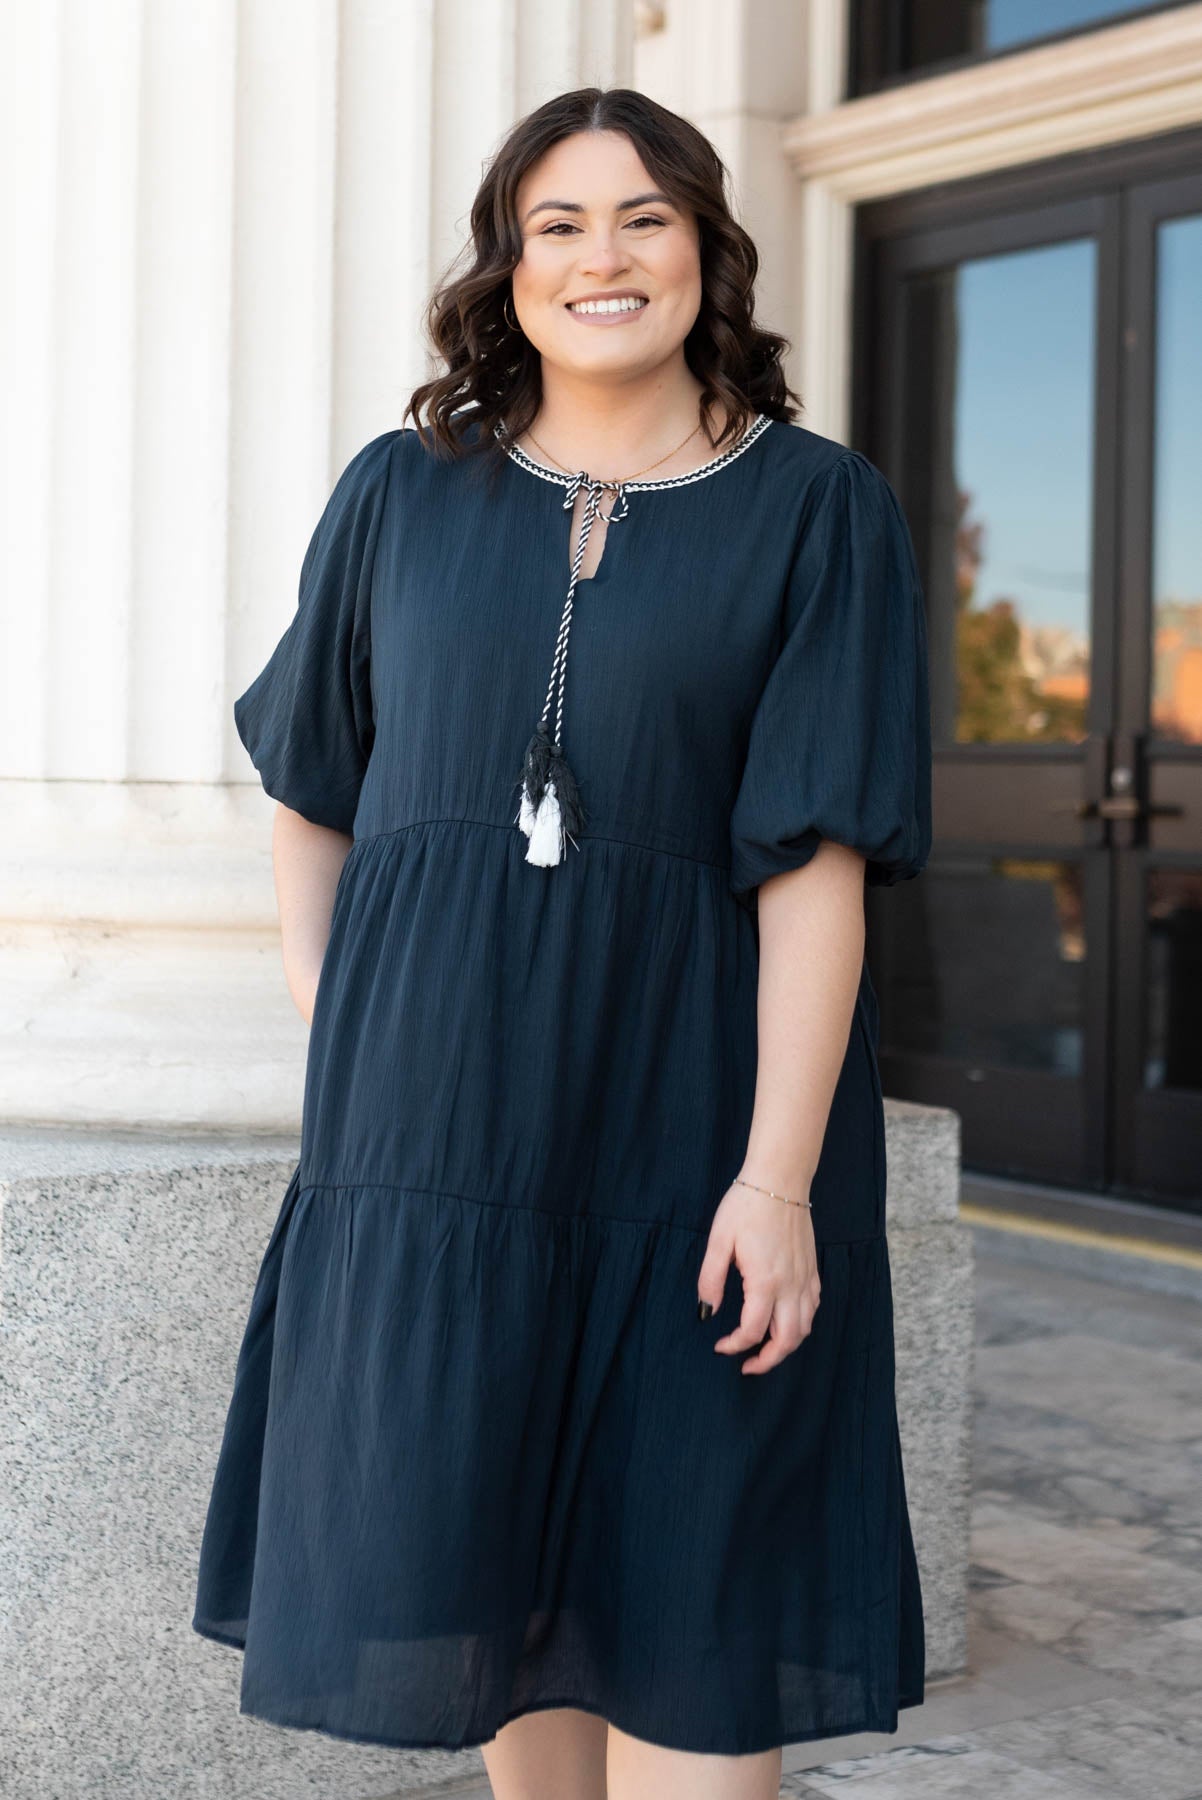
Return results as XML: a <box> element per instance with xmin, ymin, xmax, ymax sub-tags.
<box><xmin>521</xmin><ymin>419</ymin><xmax>703</xmax><ymax>489</ymax></box>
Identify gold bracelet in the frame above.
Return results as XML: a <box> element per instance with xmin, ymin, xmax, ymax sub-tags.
<box><xmin>733</xmin><ymin>1174</ymin><xmax>812</xmax><ymax>1210</ymax></box>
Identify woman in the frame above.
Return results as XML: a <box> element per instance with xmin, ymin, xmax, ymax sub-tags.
<box><xmin>193</xmin><ymin>86</ymin><xmax>931</xmax><ymax>1800</ymax></box>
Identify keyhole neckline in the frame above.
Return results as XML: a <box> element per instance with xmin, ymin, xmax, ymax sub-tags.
<box><xmin>494</xmin><ymin>412</ymin><xmax>773</xmax><ymax>494</ymax></box>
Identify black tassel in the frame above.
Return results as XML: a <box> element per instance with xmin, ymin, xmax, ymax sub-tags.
<box><xmin>514</xmin><ymin>723</ymin><xmax>585</xmax><ymax>864</ymax></box>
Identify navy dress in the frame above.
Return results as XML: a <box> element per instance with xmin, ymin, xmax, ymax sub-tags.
<box><xmin>193</xmin><ymin>409</ymin><xmax>932</xmax><ymax>1757</ymax></box>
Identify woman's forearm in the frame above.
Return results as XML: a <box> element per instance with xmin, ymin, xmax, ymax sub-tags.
<box><xmin>741</xmin><ymin>841</ymin><xmax>867</xmax><ymax>1194</ymax></box>
<box><xmin>271</xmin><ymin>804</ymin><xmax>354</xmax><ymax>1025</ymax></box>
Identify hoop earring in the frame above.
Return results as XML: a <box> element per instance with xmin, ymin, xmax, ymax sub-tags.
<box><xmin>503</xmin><ymin>293</ymin><xmax>521</xmax><ymax>334</ymax></box>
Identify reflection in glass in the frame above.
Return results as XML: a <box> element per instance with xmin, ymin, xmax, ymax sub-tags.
<box><xmin>895</xmin><ymin>1</ymin><xmax>1179</xmax><ymax>73</ymax></box>
<box><xmin>1144</xmin><ymin>869</ymin><xmax>1202</xmax><ymax>1091</ymax></box>
<box><xmin>1150</xmin><ymin>213</ymin><xmax>1202</xmax><ymax>745</ymax></box>
<box><xmin>883</xmin><ymin>858</ymin><xmax>1084</xmax><ymax>1073</ymax></box>
<box><xmin>904</xmin><ymin>241</ymin><xmax>1094</xmax><ymax>746</ymax></box>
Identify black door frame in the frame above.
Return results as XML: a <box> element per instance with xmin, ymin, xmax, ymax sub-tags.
<box><xmin>853</xmin><ymin>121</ymin><xmax>1202</xmax><ymax>1210</ymax></box>
<box><xmin>1115</xmin><ymin>164</ymin><xmax>1202</xmax><ymax>1194</ymax></box>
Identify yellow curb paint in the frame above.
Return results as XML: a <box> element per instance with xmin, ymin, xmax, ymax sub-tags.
<box><xmin>958</xmin><ymin>1201</ymin><xmax>1202</xmax><ymax>1271</ymax></box>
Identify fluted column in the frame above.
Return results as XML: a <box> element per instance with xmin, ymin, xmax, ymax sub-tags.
<box><xmin>632</xmin><ymin>0</ymin><xmax>819</xmax><ymax>425</ymax></box>
<box><xmin>0</xmin><ymin>0</ymin><xmax>632</xmax><ymax>1129</ymax></box>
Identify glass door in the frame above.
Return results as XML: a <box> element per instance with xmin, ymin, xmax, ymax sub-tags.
<box><xmin>1114</xmin><ymin>170</ymin><xmax>1202</xmax><ymax>1196</ymax></box>
<box><xmin>856</xmin><ymin>130</ymin><xmax>1202</xmax><ymax>1210</ymax></box>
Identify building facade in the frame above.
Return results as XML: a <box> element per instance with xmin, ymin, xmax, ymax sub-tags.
<box><xmin>4</xmin><ymin>0</ymin><xmax>1200</xmax><ymax>1214</ymax></box>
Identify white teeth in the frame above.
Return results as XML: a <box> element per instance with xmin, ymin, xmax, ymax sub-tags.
<box><xmin>568</xmin><ymin>297</ymin><xmax>648</xmax><ymax>315</ymax></box>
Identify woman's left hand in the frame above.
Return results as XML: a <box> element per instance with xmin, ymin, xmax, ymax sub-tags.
<box><xmin>696</xmin><ymin>1178</ymin><xmax>821</xmax><ymax>1375</ymax></box>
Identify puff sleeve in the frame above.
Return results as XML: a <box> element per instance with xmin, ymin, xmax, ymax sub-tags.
<box><xmin>233</xmin><ymin>429</ymin><xmax>399</xmax><ymax>834</ymax></box>
<box><xmin>729</xmin><ymin>449</ymin><xmax>932</xmax><ymax>906</ymax></box>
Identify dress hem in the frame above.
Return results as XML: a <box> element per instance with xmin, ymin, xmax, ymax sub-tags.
<box><xmin>193</xmin><ymin>1616</ymin><xmax>920</xmax><ymax>1759</ymax></box>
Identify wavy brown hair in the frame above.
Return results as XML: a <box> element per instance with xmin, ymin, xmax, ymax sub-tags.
<box><xmin>403</xmin><ymin>86</ymin><xmax>802</xmax><ymax>470</ymax></box>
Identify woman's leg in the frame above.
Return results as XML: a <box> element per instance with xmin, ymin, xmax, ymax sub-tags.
<box><xmin>479</xmin><ymin>1706</ymin><xmax>609</xmax><ymax>1800</ymax></box>
<box><xmin>606</xmin><ymin>1722</ymin><xmax>782</xmax><ymax>1800</ymax></box>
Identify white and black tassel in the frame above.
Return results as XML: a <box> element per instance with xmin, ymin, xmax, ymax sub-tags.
<box><xmin>514</xmin><ymin>721</ymin><xmax>586</xmax><ymax>865</ymax></box>
<box><xmin>499</xmin><ymin>413</ymin><xmax>772</xmax><ymax>867</ymax></box>
<box><xmin>513</xmin><ymin>468</ymin><xmax>629</xmax><ymax>867</ymax></box>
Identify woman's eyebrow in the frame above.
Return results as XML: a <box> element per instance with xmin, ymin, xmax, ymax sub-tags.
<box><xmin>522</xmin><ymin>191</ymin><xmax>674</xmax><ymax>224</ymax></box>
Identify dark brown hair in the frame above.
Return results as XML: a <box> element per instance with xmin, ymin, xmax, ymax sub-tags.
<box><xmin>403</xmin><ymin>86</ymin><xmax>802</xmax><ymax>469</ymax></box>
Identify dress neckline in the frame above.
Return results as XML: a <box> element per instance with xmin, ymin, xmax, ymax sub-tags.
<box><xmin>495</xmin><ymin>412</ymin><xmax>773</xmax><ymax>493</ymax></box>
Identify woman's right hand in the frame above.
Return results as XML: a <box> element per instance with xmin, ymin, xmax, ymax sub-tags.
<box><xmin>293</xmin><ymin>973</ymin><xmax>321</xmax><ymax>1029</ymax></box>
<box><xmin>270</xmin><ymin>805</ymin><xmax>353</xmax><ymax>1024</ymax></box>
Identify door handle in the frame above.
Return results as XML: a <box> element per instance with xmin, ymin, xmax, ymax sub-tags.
<box><xmin>1050</xmin><ymin>734</ymin><xmax>1183</xmax><ymax>824</ymax></box>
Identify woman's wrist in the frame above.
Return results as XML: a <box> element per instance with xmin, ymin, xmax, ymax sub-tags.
<box><xmin>732</xmin><ymin>1172</ymin><xmax>813</xmax><ymax>1211</ymax></box>
<box><xmin>738</xmin><ymin>1146</ymin><xmax>816</xmax><ymax>1196</ymax></box>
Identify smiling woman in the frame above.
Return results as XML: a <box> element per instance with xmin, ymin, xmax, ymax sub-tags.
<box><xmin>194</xmin><ymin>84</ymin><xmax>931</xmax><ymax>1800</ymax></box>
<box><xmin>508</xmin><ymin>142</ymin><xmax>712</xmax><ymax>450</ymax></box>
<box><xmin>405</xmin><ymin>91</ymin><xmax>786</xmax><ymax>471</ymax></box>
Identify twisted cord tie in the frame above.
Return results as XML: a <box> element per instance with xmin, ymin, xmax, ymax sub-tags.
<box><xmin>515</xmin><ymin>471</ymin><xmax>630</xmax><ymax>867</ymax></box>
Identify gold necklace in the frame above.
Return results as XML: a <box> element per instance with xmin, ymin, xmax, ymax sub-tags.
<box><xmin>521</xmin><ymin>418</ymin><xmax>703</xmax><ymax>486</ymax></box>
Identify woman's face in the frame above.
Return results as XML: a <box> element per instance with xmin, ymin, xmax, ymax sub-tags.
<box><xmin>511</xmin><ymin>130</ymin><xmax>702</xmax><ymax>385</ymax></box>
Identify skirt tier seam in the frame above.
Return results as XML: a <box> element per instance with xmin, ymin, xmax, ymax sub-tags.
<box><xmin>296</xmin><ymin>1176</ymin><xmax>885</xmax><ymax>1246</ymax></box>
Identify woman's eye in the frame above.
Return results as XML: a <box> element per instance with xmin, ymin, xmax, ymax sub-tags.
<box><xmin>541</xmin><ymin>215</ymin><xmax>665</xmax><ymax>236</ymax></box>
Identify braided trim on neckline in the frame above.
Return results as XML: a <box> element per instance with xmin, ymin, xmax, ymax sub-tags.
<box><xmin>495</xmin><ymin>412</ymin><xmax>773</xmax><ymax>492</ymax></box>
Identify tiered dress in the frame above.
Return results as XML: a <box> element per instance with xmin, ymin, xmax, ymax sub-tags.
<box><xmin>192</xmin><ymin>408</ymin><xmax>933</xmax><ymax>1757</ymax></box>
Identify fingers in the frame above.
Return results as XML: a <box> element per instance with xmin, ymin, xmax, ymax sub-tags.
<box><xmin>695</xmin><ymin>1196</ymin><xmax>821</xmax><ymax>1375</ymax></box>
<box><xmin>739</xmin><ymin>1287</ymin><xmax>820</xmax><ymax>1375</ymax></box>
<box><xmin>713</xmin><ymin>1277</ymin><xmax>821</xmax><ymax>1376</ymax></box>
<box><xmin>712</xmin><ymin>1283</ymin><xmax>774</xmax><ymax>1355</ymax></box>
<box><xmin>695</xmin><ymin>1219</ymin><xmax>735</xmax><ymax>1321</ymax></box>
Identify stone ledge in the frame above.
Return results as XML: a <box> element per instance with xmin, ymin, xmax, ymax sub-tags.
<box><xmin>884</xmin><ymin>1100</ymin><xmax>961</xmax><ymax>1230</ymax></box>
<box><xmin>0</xmin><ymin>1115</ymin><xmax>970</xmax><ymax>1797</ymax></box>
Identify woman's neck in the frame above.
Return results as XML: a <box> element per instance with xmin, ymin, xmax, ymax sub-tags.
<box><xmin>523</xmin><ymin>380</ymin><xmax>731</xmax><ymax>483</ymax></box>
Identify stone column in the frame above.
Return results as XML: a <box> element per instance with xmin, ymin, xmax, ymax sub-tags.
<box><xmin>1</xmin><ymin>0</ymin><xmax>631</xmax><ymax>1131</ymax></box>
<box><xmin>633</xmin><ymin>0</ymin><xmax>821</xmax><ymax>423</ymax></box>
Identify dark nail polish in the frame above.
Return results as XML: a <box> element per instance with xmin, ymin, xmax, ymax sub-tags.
<box><xmin>698</xmin><ymin>1299</ymin><xmax>713</xmax><ymax>1321</ymax></box>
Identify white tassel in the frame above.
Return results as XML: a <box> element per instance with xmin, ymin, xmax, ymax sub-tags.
<box><xmin>510</xmin><ymin>465</ymin><xmax>617</xmax><ymax>871</ymax></box>
<box><xmin>524</xmin><ymin>779</ymin><xmax>565</xmax><ymax>865</ymax></box>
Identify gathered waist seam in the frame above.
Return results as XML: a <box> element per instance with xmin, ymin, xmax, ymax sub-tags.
<box><xmin>351</xmin><ymin>814</ymin><xmax>732</xmax><ymax>875</ymax></box>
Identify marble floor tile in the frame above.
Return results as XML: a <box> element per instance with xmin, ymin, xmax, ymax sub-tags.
<box><xmin>972</xmin><ymin>1411</ymin><xmax>1202</xmax><ymax>1547</ymax></box>
<box><xmin>970</xmin><ymin>1505</ymin><xmax>1202</xmax><ymax>1620</ymax></box>
<box><xmin>969</xmin><ymin>1581</ymin><xmax>1151</xmax><ymax>1664</ymax></box>
<box><xmin>968</xmin><ymin>1692</ymin><xmax>1202</xmax><ymax>1799</ymax></box>
<box><xmin>973</xmin><ymin>1256</ymin><xmax>1202</xmax><ymax>1360</ymax></box>
<box><xmin>976</xmin><ymin>1397</ymin><xmax>1202</xmax><ymax>1497</ymax></box>
<box><xmin>1139</xmin><ymin>1528</ymin><xmax>1202</xmax><ymax>1571</ymax></box>
<box><xmin>1146</xmin><ymin>1685</ymin><xmax>1202</xmax><ymax>1731</ymax></box>
<box><xmin>957</xmin><ymin>1620</ymin><xmax>1120</xmax><ymax>1711</ymax></box>
<box><xmin>779</xmin><ymin>1628</ymin><xmax>1117</xmax><ymax>1774</ymax></box>
<box><xmin>1084</xmin><ymin>1614</ymin><xmax>1202</xmax><ymax>1694</ymax></box>
<box><xmin>790</xmin><ymin>1737</ymin><xmax>1102</xmax><ymax>1796</ymax></box>
<box><xmin>974</xmin><ymin>1332</ymin><xmax>1202</xmax><ymax>1445</ymax></box>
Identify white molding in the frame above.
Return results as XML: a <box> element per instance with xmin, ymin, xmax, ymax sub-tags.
<box><xmin>802</xmin><ymin>0</ymin><xmax>848</xmax><ymax>117</ymax></box>
<box><xmin>785</xmin><ymin>4</ymin><xmax>1202</xmax><ymax>199</ymax></box>
<box><xmin>788</xmin><ymin>5</ymin><xmax>1202</xmax><ymax>443</ymax></box>
<box><xmin>796</xmin><ymin>175</ymin><xmax>855</xmax><ymax>442</ymax></box>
